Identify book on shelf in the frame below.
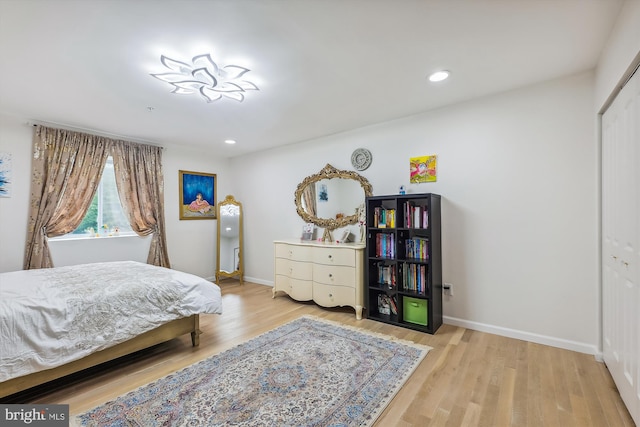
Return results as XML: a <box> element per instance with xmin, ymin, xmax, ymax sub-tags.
<box><xmin>377</xmin><ymin>262</ymin><xmax>397</xmax><ymax>288</ymax></box>
<box><xmin>387</xmin><ymin>209</ymin><xmax>396</xmax><ymax>228</ymax></box>
<box><xmin>375</xmin><ymin>232</ymin><xmax>395</xmax><ymax>258</ymax></box>
<box><xmin>377</xmin><ymin>294</ymin><xmax>390</xmax><ymax>315</ymax></box>
<box><xmin>401</xmin><ymin>262</ymin><xmax>427</xmax><ymax>294</ymax></box>
<box><xmin>373</xmin><ymin>207</ymin><xmax>396</xmax><ymax>228</ymax></box>
<box><xmin>405</xmin><ymin>237</ymin><xmax>429</xmax><ymax>261</ymax></box>
<box><xmin>377</xmin><ymin>294</ymin><xmax>398</xmax><ymax>315</ymax></box>
<box><xmin>403</xmin><ymin>201</ymin><xmax>429</xmax><ymax>229</ymax></box>
<box><xmin>388</xmin><ymin>295</ymin><xmax>398</xmax><ymax>315</ymax></box>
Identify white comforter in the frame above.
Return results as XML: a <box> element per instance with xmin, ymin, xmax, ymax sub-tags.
<box><xmin>0</xmin><ymin>261</ymin><xmax>222</xmax><ymax>383</ymax></box>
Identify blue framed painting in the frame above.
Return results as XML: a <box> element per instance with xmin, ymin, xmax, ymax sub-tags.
<box><xmin>0</xmin><ymin>152</ymin><xmax>11</xmax><ymax>198</ymax></box>
<box><xmin>179</xmin><ymin>170</ymin><xmax>217</xmax><ymax>220</ymax></box>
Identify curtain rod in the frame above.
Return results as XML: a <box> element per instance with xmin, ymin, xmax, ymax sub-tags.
<box><xmin>26</xmin><ymin>119</ymin><xmax>164</xmax><ymax>149</ymax></box>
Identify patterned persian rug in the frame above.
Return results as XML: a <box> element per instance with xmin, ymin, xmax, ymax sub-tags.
<box><xmin>73</xmin><ymin>315</ymin><xmax>431</xmax><ymax>426</ymax></box>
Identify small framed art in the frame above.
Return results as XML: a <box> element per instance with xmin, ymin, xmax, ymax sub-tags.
<box><xmin>410</xmin><ymin>155</ymin><xmax>437</xmax><ymax>183</ymax></box>
<box><xmin>301</xmin><ymin>223</ymin><xmax>316</xmax><ymax>241</ymax></box>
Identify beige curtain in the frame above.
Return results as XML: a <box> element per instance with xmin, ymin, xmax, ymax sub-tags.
<box><xmin>302</xmin><ymin>183</ymin><xmax>317</xmax><ymax>217</ymax></box>
<box><xmin>111</xmin><ymin>141</ymin><xmax>170</xmax><ymax>267</ymax></box>
<box><xmin>24</xmin><ymin>126</ymin><xmax>109</xmax><ymax>269</ymax></box>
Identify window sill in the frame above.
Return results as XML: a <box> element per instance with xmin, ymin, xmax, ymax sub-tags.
<box><xmin>49</xmin><ymin>233</ymin><xmax>139</xmax><ymax>242</ymax></box>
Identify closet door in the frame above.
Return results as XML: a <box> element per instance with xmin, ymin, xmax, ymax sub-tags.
<box><xmin>602</xmin><ymin>65</ymin><xmax>639</xmax><ymax>426</ymax></box>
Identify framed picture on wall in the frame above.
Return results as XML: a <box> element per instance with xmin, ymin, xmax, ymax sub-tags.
<box><xmin>0</xmin><ymin>152</ymin><xmax>11</xmax><ymax>198</ymax></box>
<box><xmin>409</xmin><ymin>155</ymin><xmax>437</xmax><ymax>183</ymax></box>
<box><xmin>179</xmin><ymin>170</ymin><xmax>217</xmax><ymax>220</ymax></box>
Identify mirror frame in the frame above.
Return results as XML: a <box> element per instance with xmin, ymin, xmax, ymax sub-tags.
<box><xmin>294</xmin><ymin>163</ymin><xmax>373</xmax><ymax>232</ymax></box>
<box><xmin>216</xmin><ymin>194</ymin><xmax>243</xmax><ymax>284</ymax></box>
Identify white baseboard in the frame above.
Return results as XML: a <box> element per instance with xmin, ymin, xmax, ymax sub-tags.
<box><xmin>211</xmin><ymin>276</ymin><xmax>272</xmax><ymax>286</ymax></box>
<box><xmin>443</xmin><ymin>315</ymin><xmax>601</xmax><ymax>357</ymax></box>
<box><xmin>225</xmin><ymin>282</ymin><xmax>604</xmax><ymax>359</ymax></box>
<box><xmin>244</xmin><ymin>276</ymin><xmax>273</xmax><ymax>287</ymax></box>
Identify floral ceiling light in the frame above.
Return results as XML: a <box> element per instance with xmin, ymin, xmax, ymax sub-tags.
<box><xmin>151</xmin><ymin>54</ymin><xmax>258</xmax><ymax>102</ymax></box>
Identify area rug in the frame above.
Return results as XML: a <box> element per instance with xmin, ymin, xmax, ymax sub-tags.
<box><xmin>73</xmin><ymin>315</ymin><xmax>431</xmax><ymax>426</ymax></box>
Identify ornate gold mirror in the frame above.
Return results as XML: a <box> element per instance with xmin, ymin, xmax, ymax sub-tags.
<box><xmin>216</xmin><ymin>195</ymin><xmax>243</xmax><ymax>284</ymax></box>
<box><xmin>294</xmin><ymin>164</ymin><xmax>373</xmax><ymax>241</ymax></box>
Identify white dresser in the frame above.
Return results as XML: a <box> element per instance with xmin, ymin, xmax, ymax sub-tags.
<box><xmin>273</xmin><ymin>239</ymin><xmax>365</xmax><ymax>319</ymax></box>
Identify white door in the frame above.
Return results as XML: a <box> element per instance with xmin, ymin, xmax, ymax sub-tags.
<box><xmin>602</xmin><ymin>65</ymin><xmax>639</xmax><ymax>426</ymax></box>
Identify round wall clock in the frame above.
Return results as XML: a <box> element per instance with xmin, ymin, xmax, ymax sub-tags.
<box><xmin>351</xmin><ymin>148</ymin><xmax>372</xmax><ymax>171</ymax></box>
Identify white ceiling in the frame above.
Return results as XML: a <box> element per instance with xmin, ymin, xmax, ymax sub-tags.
<box><xmin>0</xmin><ymin>0</ymin><xmax>624</xmax><ymax>157</ymax></box>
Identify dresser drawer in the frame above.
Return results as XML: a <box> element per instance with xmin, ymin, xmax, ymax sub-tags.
<box><xmin>275</xmin><ymin>275</ymin><xmax>313</xmax><ymax>301</ymax></box>
<box><xmin>275</xmin><ymin>258</ymin><xmax>312</xmax><ymax>280</ymax></box>
<box><xmin>312</xmin><ymin>247</ymin><xmax>355</xmax><ymax>267</ymax></box>
<box><xmin>313</xmin><ymin>264</ymin><xmax>356</xmax><ymax>287</ymax></box>
<box><xmin>312</xmin><ymin>283</ymin><xmax>355</xmax><ymax>308</ymax></box>
<box><xmin>275</xmin><ymin>243</ymin><xmax>313</xmax><ymax>262</ymax></box>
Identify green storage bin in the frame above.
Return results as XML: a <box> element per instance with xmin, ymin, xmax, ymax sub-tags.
<box><xmin>403</xmin><ymin>296</ymin><xmax>428</xmax><ymax>326</ymax></box>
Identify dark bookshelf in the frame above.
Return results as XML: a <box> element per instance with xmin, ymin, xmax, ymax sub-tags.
<box><xmin>365</xmin><ymin>193</ymin><xmax>442</xmax><ymax>334</ymax></box>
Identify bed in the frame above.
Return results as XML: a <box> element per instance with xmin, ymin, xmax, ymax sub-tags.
<box><xmin>0</xmin><ymin>261</ymin><xmax>223</xmax><ymax>398</ymax></box>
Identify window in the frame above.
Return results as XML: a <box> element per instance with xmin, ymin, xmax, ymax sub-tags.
<box><xmin>68</xmin><ymin>157</ymin><xmax>133</xmax><ymax>237</ymax></box>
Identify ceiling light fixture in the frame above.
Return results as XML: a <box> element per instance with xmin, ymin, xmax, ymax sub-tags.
<box><xmin>224</xmin><ymin>139</ymin><xmax>236</xmax><ymax>144</ymax></box>
<box><xmin>428</xmin><ymin>70</ymin><xmax>450</xmax><ymax>82</ymax></box>
<box><xmin>151</xmin><ymin>53</ymin><xmax>258</xmax><ymax>102</ymax></box>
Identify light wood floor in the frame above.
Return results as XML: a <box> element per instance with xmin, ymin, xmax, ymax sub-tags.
<box><xmin>3</xmin><ymin>281</ymin><xmax>635</xmax><ymax>427</ymax></box>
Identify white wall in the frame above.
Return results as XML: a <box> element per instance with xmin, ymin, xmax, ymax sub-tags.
<box><xmin>0</xmin><ymin>115</ymin><xmax>229</xmax><ymax>280</ymax></box>
<box><xmin>161</xmin><ymin>143</ymin><xmax>232</xmax><ymax>279</ymax></box>
<box><xmin>595</xmin><ymin>0</ymin><xmax>640</xmax><ymax>111</ymax></box>
<box><xmin>232</xmin><ymin>71</ymin><xmax>599</xmax><ymax>354</ymax></box>
<box><xmin>49</xmin><ymin>235</ymin><xmax>152</xmax><ymax>266</ymax></box>
<box><xmin>0</xmin><ymin>115</ymin><xmax>32</xmax><ymax>272</ymax></box>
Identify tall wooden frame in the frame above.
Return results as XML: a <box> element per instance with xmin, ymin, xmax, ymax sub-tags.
<box><xmin>216</xmin><ymin>195</ymin><xmax>243</xmax><ymax>284</ymax></box>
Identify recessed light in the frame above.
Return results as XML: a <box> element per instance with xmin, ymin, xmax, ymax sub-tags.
<box><xmin>224</xmin><ymin>139</ymin><xmax>236</xmax><ymax>144</ymax></box>
<box><xmin>428</xmin><ymin>70</ymin><xmax>450</xmax><ymax>82</ymax></box>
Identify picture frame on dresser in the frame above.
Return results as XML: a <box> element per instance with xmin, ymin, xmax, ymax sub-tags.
<box><xmin>301</xmin><ymin>223</ymin><xmax>316</xmax><ymax>241</ymax></box>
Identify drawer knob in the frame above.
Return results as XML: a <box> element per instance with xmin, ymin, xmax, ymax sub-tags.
<box><xmin>329</xmin><ymin>273</ymin><xmax>333</xmax><ymax>278</ymax></box>
<box><xmin>329</xmin><ymin>293</ymin><xmax>333</xmax><ymax>298</ymax></box>
<box><xmin>328</xmin><ymin>255</ymin><xmax>332</xmax><ymax>259</ymax></box>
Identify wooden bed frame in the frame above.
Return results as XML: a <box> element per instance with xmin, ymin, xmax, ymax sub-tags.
<box><xmin>0</xmin><ymin>314</ymin><xmax>201</xmax><ymax>399</ymax></box>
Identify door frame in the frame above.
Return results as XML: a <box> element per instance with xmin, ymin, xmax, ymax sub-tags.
<box><xmin>598</xmin><ymin>51</ymin><xmax>640</xmax><ymax>425</ymax></box>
